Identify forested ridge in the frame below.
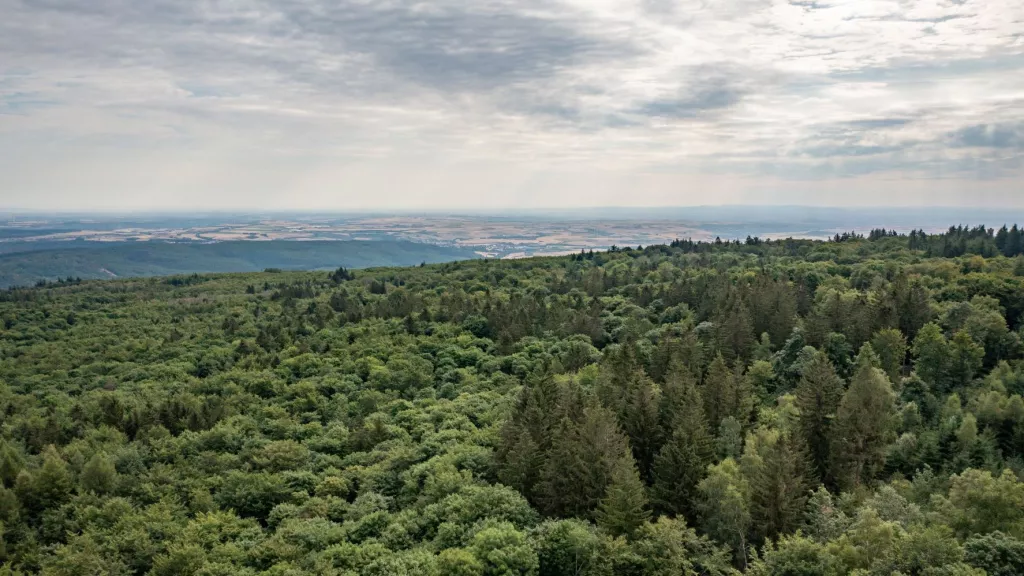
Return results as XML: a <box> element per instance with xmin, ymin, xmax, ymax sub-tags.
<box><xmin>3</xmin><ymin>229</ymin><xmax>1024</xmax><ymax>575</ymax></box>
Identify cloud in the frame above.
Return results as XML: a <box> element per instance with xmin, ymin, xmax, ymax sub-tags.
<box><xmin>950</xmin><ymin>123</ymin><xmax>1024</xmax><ymax>149</ymax></box>
<box><xmin>0</xmin><ymin>0</ymin><xmax>1023</xmax><ymax>209</ymax></box>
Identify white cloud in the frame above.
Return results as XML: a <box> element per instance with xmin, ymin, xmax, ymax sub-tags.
<box><xmin>0</xmin><ymin>0</ymin><xmax>1022</xmax><ymax>209</ymax></box>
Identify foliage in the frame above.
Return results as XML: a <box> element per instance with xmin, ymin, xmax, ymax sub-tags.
<box><xmin>2</xmin><ymin>233</ymin><xmax>1024</xmax><ymax>574</ymax></box>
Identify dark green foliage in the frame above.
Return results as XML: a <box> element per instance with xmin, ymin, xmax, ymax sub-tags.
<box><xmin>831</xmin><ymin>350</ymin><xmax>897</xmax><ymax>489</ymax></box>
<box><xmin>1</xmin><ymin>232</ymin><xmax>1023</xmax><ymax>574</ymax></box>
<box><xmin>793</xmin><ymin>352</ymin><xmax>844</xmax><ymax>483</ymax></box>
<box><xmin>964</xmin><ymin>531</ymin><xmax>1024</xmax><ymax>576</ymax></box>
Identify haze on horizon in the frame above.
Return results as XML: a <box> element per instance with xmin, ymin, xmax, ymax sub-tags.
<box><xmin>2</xmin><ymin>0</ymin><xmax>1023</xmax><ymax>211</ymax></box>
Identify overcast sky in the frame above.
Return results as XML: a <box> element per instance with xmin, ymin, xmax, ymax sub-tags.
<box><xmin>1</xmin><ymin>0</ymin><xmax>1023</xmax><ymax>211</ymax></box>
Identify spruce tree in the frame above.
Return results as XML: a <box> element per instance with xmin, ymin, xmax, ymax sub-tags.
<box><xmin>830</xmin><ymin>356</ymin><xmax>897</xmax><ymax>490</ymax></box>
<box><xmin>748</xmin><ymin>432</ymin><xmax>811</xmax><ymax>542</ymax></box>
<box><xmin>703</xmin><ymin>354</ymin><xmax>732</xmax><ymax>431</ymax></box>
<box><xmin>794</xmin><ymin>351</ymin><xmax>844</xmax><ymax>483</ymax></box>
<box><xmin>702</xmin><ymin>355</ymin><xmax>751</xmax><ymax>431</ymax></box>
<box><xmin>621</xmin><ymin>375</ymin><xmax>663</xmax><ymax>483</ymax></box>
<box><xmin>659</xmin><ymin>363</ymin><xmax>705</xmax><ymax>434</ymax></box>
<box><xmin>538</xmin><ymin>403</ymin><xmax>631</xmax><ymax>519</ymax></box>
<box><xmin>650</xmin><ymin>419</ymin><xmax>714</xmax><ymax>519</ymax></box>
<box><xmin>596</xmin><ymin>457</ymin><xmax>650</xmax><ymax>538</ymax></box>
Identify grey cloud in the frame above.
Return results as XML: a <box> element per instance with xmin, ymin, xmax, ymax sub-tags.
<box><xmin>635</xmin><ymin>74</ymin><xmax>746</xmax><ymax>119</ymax></box>
<box><xmin>950</xmin><ymin>123</ymin><xmax>1024</xmax><ymax>149</ymax></box>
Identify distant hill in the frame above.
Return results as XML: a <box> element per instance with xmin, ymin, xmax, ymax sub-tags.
<box><xmin>0</xmin><ymin>240</ymin><xmax>476</xmax><ymax>288</ymax></box>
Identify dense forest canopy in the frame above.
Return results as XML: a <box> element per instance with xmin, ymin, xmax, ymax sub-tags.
<box><xmin>3</xmin><ymin>228</ymin><xmax>1024</xmax><ymax>575</ymax></box>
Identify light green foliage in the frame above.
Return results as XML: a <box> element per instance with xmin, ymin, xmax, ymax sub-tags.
<box><xmin>0</xmin><ymin>232</ymin><xmax>1023</xmax><ymax>574</ymax></box>
<box><xmin>697</xmin><ymin>458</ymin><xmax>751</xmax><ymax>567</ymax></box>
<box><xmin>80</xmin><ymin>451</ymin><xmax>117</xmax><ymax>495</ymax></box>
<box><xmin>871</xmin><ymin>328</ymin><xmax>908</xmax><ymax>385</ymax></box>
<box><xmin>470</xmin><ymin>522</ymin><xmax>538</xmax><ymax>576</ymax></box>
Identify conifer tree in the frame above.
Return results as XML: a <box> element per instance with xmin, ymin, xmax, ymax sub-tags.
<box><xmin>830</xmin><ymin>352</ymin><xmax>897</xmax><ymax>490</ymax></box>
<box><xmin>650</xmin><ymin>419</ymin><xmax>714</xmax><ymax>519</ymax></box>
<box><xmin>703</xmin><ymin>355</ymin><xmax>732</xmax><ymax>431</ymax></box>
<box><xmin>659</xmin><ymin>363</ymin><xmax>705</xmax><ymax>434</ymax></box>
<box><xmin>621</xmin><ymin>375</ymin><xmax>663</xmax><ymax>483</ymax></box>
<box><xmin>703</xmin><ymin>355</ymin><xmax>752</xmax><ymax>431</ymax></box>
<box><xmin>748</xmin><ymin>432</ymin><xmax>811</xmax><ymax>542</ymax></box>
<box><xmin>794</xmin><ymin>351</ymin><xmax>844</xmax><ymax>482</ymax></box>
<box><xmin>718</xmin><ymin>299</ymin><xmax>756</xmax><ymax>362</ymax></box>
<box><xmin>537</xmin><ymin>403</ymin><xmax>631</xmax><ymax>519</ymax></box>
<box><xmin>596</xmin><ymin>457</ymin><xmax>650</xmax><ymax>538</ymax></box>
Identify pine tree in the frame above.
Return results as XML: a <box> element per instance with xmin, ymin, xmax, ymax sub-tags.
<box><xmin>794</xmin><ymin>351</ymin><xmax>844</xmax><ymax>483</ymax></box>
<box><xmin>537</xmin><ymin>403</ymin><xmax>631</xmax><ymax>519</ymax></box>
<box><xmin>621</xmin><ymin>375</ymin><xmax>663</xmax><ymax>483</ymax></box>
<box><xmin>80</xmin><ymin>452</ymin><xmax>117</xmax><ymax>495</ymax></box>
<box><xmin>702</xmin><ymin>355</ymin><xmax>752</xmax><ymax>431</ymax></box>
<box><xmin>830</xmin><ymin>358</ymin><xmax>897</xmax><ymax>490</ymax></box>
<box><xmin>650</xmin><ymin>420</ymin><xmax>714</xmax><ymax>519</ymax></box>
<box><xmin>748</xmin><ymin>432</ymin><xmax>811</xmax><ymax>542</ymax></box>
<box><xmin>596</xmin><ymin>457</ymin><xmax>650</xmax><ymax>538</ymax></box>
<box><xmin>703</xmin><ymin>355</ymin><xmax>732</xmax><ymax>431</ymax></box>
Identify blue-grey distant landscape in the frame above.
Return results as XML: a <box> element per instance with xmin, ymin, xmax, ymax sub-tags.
<box><xmin>4</xmin><ymin>206</ymin><xmax>1024</xmax><ymax>287</ymax></box>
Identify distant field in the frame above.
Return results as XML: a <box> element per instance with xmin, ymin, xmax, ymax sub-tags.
<box><xmin>0</xmin><ymin>240</ymin><xmax>477</xmax><ymax>288</ymax></box>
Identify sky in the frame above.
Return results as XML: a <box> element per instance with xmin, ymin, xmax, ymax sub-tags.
<box><xmin>1</xmin><ymin>0</ymin><xmax>1023</xmax><ymax>211</ymax></box>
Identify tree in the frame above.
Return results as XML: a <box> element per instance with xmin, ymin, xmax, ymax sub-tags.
<box><xmin>15</xmin><ymin>445</ymin><xmax>72</xmax><ymax>514</ymax></box>
<box><xmin>748</xmin><ymin>432</ymin><xmax>811</xmax><ymax>542</ymax></box>
<box><xmin>948</xmin><ymin>330</ymin><xmax>985</xmax><ymax>390</ymax></box>
<box><xmin>697</xmin><ymin>458</ymin><xmax>751</xmax><ymax>568</ymax></box>
<box><xmin>964</xmin><ymin>531</ymin><xmax>1024</xmax><ymax>576</ymax></box>
<box><xmin>650</xmin><ymin>422</ymin><xmax>714</xmax><ymax>520</ymax></box>
<box><xmin>703</xmin><ymin>355</ymin><xmax>753</xmax><ymax>431</ymax></box>
<box><xmin>831</xmin><ymin>355</ymin><xmax>897</xmax><ymax>490</ymax></box>
<box><xmin>80</xmin><ymin>452</ymin><xmax>117</xmax><ymax>495</ymax></box>
<box><xmin>913</xmin><ymin>322</ymin><xmax>949</xmax><ymax>390</ymax></box>
<box><xmin>596</xmin><ymin>457</ymin><xmax>650</xmax><ymax>538</ymax></box>
<box><xmin>531</xmin><ymin>519</ymin><xmax>611</xmax><ymax>576</ymax></box>
<box><xmin>470</xmin><ymin>522</ymin><xmax>539</xmax><ymax>576</ymax></box>
<box><xmin>871</xmin><ymin>328</ymin><xmax>908</xmax><ymax>385</ymax></box>
<box><xmin>621</xmin><ymin>375</ymin><xmax>663</xmax><ymax>483</ymax></box>
<box><xmin>793</xmin><ymin>351</ymin><xmax>844</xmax><ymax>482</ymax></box>
<box><xmin>537</xmin><ymin>404</ymin><xmax>630</xmax><ymax>519</ymax></box>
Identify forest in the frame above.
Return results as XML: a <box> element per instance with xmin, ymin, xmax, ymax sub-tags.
<box><xmin>2</xmin><ymin>228</ymin><xmax>1024</xmax><ymax>576</ymax></box>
